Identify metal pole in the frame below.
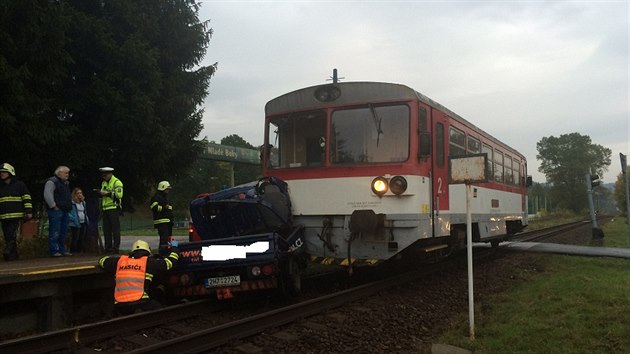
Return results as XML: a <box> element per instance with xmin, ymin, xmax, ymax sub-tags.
<box><xmin>466</xmin><ymin>184</ymin><xmax>475</xmax><ymax>340</ymax></box>
<box><xmin>620</xmin><ymin>153</ymin><xmax>630</xmax><ymax>242</ymax></box>
<box><xmin>230</xmin><ymin>163</ymin><xmax>235</xmax><ymax>187</ymax></box>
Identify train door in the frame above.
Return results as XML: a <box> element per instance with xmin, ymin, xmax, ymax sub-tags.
<box><xmin>431</xmin><ymin>110</ymin><xmax>450</xmax><ymax>237</ymax></box>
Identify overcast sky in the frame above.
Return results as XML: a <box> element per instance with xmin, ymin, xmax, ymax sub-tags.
<box><xmin>196</xmin><ymin>1</ymin><xmax>628</xmax><ymax>184</ymax></box>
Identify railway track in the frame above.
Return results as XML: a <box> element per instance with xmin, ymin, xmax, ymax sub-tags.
<box><xmin>0</xmin><ymin>220</ymin><xmax>594</xmax><ymax>353</ymax></box>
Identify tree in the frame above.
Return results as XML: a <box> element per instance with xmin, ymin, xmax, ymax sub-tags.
<box><xmin>536</xmin><ymin>133</ymin><xmax>611</xmax><ymax>213</ymax></box>
<box><xmin>614</xmin><ymin>166</ymin><xmax>630</xmax><ymax>215</ymax></box>
<box><xmin>0</xmin><ymin>0</ymin><xmax>216</xmax><ymax>206</ymax></box>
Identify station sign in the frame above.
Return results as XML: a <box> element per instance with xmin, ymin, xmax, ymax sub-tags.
<box><xmin>204</xmin><ymin>143</ymin><xmax>261</xmax><ymax>165</ymax></box>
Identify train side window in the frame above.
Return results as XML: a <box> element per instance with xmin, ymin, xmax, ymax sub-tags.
<box><xmin>494</xmin><ymin>150</ymin><xmax>504</xmax><ymax>182</ymax></box>
<box><xmin>482</xmin><ymin>144</ymin><xmax>493</xmax><ymax>179</ymax></box>
<box><xmin>436</xmin><ymin>123</ymin><xmax>444</xmax><ymax>167</ymax></box>
<box><xmin>449</xmin><ymin>127</ymin><xmax>466</xmax><ymax>157</ymax></box>
<box><xmin>467</xmin><ymin>136</ymin><xmax>480</xmax><ymax>154</ymax></box>
<box><xmin>505</xmin><ymin>156</ymin><xmax>513</xmax><ymax>184</ymax></box>
<box><xmin>418</xmin><ymin>107</ymin><xmax>430</xmax><ymax>158</ymax></box>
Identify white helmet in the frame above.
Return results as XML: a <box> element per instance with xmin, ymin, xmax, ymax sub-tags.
<box><xmin>157</xmin><ymin>181</ymin><xmax>172</xmax><ymax>191</ymax></box>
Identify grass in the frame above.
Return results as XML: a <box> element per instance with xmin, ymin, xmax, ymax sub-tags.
<box><xmin>439</xmin><ymin>216</ymin><xmax>630</xmax><ymax>353</ymax></box>
<box><xmin>526</xmin><ymin>212</ymin><xmax>584</xmax><ymax>231</ymax></box>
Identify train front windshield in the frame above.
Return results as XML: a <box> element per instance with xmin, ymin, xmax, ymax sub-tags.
<box><xmin>267</xmin><ymin>104</ymin><xmax>409</xmax><ymax>169</ymax></box>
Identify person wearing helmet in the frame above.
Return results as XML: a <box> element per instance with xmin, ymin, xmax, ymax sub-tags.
<box><xmin>0</xmin><ymin>163</ymin><xmax>33</xmax><ymax>261</ymax></box>
<box><xmin>98</xmin><ymin>239</ymin><xmax>179</xmax><ymax>315</ymax></box>
<box><xmin>98</xmin><ymin>167</ymin><xmax>123</xmax><ymax>253</ymax></box>
<box><xmin>150</xmin><ymin>181</ymin><xmax>174</xmax><ymax>248</ymax></box>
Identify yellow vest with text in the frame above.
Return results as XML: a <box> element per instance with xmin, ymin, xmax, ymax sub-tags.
<box><xmin>114</xmin><ymin>256</ymin><xmax>149</xmax><ymax>303</ymax></box>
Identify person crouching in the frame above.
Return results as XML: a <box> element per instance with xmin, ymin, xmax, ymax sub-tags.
<box><xmin>98</xmin><ymin>239</ymin><xmax>179</xmax><ymax>315</ymax></box>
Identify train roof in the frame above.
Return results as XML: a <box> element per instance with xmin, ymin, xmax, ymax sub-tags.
<box><xmin>265</xmin><ymin>81</ymin><xmax>525</xmax><ymax>160</ymax></box>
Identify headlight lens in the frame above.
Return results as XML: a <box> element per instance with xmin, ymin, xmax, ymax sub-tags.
<box><xmin>390</xmin><ymin>176</ymin><xmax>408</xmax><ymax>195</ymax></box>
<box><xmin>314</xmin><ymin>85</ymin><xmax>341</xmax><ymax>102</ymax></box>
<box><xmin>371</xmin><ymin>176</ymin><xmax>388</xmax><ymax>196</ymax></box>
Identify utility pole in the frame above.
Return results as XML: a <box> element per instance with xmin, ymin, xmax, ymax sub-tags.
<box><xmin>620</xmin><ymin>153</ymin><xmax>630</xmax><ymax>242</ymax></box>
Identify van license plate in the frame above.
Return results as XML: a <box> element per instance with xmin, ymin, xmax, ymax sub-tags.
<box><xmin>204</xmin><ymin>275</ymin><xmax>241</xmax><ymax>288</ymax></box>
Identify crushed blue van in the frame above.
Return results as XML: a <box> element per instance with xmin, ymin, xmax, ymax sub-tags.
<box><xmin>164</xmin><ymin>177</ymin><xmax>305</xmax><ymax>300</ymax></box>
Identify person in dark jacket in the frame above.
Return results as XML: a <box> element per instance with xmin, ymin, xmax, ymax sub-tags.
<box><xmin>43</xmin><ymin>165</ymin><xmax>72</xmax><ymax>256</ymax></box>
<box><xmin>98</xmin><ymin>239</ymin><xmax>179</xmax><ymax>315</ymax></box>
<box><xmin>150</xmin><ymin>181</ymin><xmax>174</xmax><ymax>247</ymax></box>
<box><xmin>0</xmin><ymin>163</ymin><xmax>33</xmax><ymax>261</ymax></box>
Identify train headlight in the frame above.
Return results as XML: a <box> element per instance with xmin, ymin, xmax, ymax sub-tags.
<box><xmin>390</xmin><ymin>176</ymin><xmax>408</xmax><ymax>195</ymax></box>
<box><xmin>314</xmin><ymin>85</ymin><xmax>341</xmax><ymax>102</ymax></box>
<box><xmin>371</xmin><ymin>176</ymin><xmax>388</xmax><ymax>197</ymax></box>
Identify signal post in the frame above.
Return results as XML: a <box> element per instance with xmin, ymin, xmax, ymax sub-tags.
<box><xmin>449</xmin><ymin>153</ymin><xmax>489</xmax><ymax>341</ymax></box>
<box><xmin>585</xmin><ymin>173</ymin><xmax>604</xmax><ymax>239</ymax></box>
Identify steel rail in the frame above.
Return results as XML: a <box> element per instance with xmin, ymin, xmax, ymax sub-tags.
<box><xmin>0</xmin><ymin>299</ymin><xmax>215</xmax><ymax>354</ymax></box>
<box><xmin>0</xmin><ymin>220</ymin><xmax>592</xmax><ymax>353</ymax></box>
<box><xmin>127</xmin><ymin>220</ymin><xmax>595</xmax><ymax>353</ymax></box>
<box><xmin>126</xmin><ymin>263</ymin><xmax>444</xmax><ymax>354</ymax></box>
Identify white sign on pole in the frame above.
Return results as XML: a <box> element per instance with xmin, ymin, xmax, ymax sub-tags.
<box><xmin>449</xmin><ymin>153</ymin><xmax>489</xmax><ymax>340</ymax></box>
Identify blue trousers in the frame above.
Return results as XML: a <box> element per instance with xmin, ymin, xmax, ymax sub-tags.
<box><xmin>47</xmin><ymin>209</ymin><xmax>69</xmax><ymax>255</ymax></box>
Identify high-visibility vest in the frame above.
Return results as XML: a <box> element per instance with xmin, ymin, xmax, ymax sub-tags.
<box><xmin>101</xmin><ymin>176</ymin><xmax>123</xmax><ymax>211</ymax></box>
<box><xmin>114</xmin><ymin>256</ymin><xmax>149</xmax><ymax>303</ymax></box>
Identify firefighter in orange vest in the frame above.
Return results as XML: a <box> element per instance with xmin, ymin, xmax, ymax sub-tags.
<box><xmin>98</xmin><ymin>239</ymin><xmax>179</xmax><ymax>315</ymax></box>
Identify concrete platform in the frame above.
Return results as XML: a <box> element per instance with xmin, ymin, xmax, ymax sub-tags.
<box><xmin>500</xmin><ymin>241</ymin><xmax>630</xmax><ymax>259</ymax></box>
<box><xmin>0</xmin><ymin>235</ymin><xmax>189</xmax><ymax>334</ymax></box>
<box><xmin>0</xmin><ymin>236</ymin><xmax>189</xmax><ymax>285</ymax></box>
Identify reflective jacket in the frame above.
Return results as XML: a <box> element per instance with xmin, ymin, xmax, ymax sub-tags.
<box><xmin>150</xmin><ymin>191</ymin><xmax>173</xmax><ymax>226</ymax></box>
<box><xmin>114</xmin><ymin>255</ymin><xmax>148</xmax><ymax>302</ymax></box>
<box><xmin>99</xmin><ymin>248</ymin><xmax>179</xmax><ymax>304</ymax></box>
<box><xmin>0</xmin><ymin>178</ymin><xmax>33</xmax><ymax>220</ymax></box>
<box><xmin>101</xmin><ymin>175</ymin><xmax>123</xmax><ymax>211</ymax></box>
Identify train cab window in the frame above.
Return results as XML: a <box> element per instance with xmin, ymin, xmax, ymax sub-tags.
<box><xmin>449</xmin><ymin>127</ymin><xmax>466</xmax><ymax>157</ymax></box>
<box><xmin>505</xmin><ymin>156</ymin><xmax>513</xmax><ymax>184</ymax></box>
<box><xmin>494</xmin><ymin>150</ymin><xmax>504</xmax><ymax>182</ymax></box>
<box><xmin>482</xmin><ymin>144</ymin><xmax>493</xmax><ymax>179</ymax></box>
<box><xmin>467</xmin><ymin>137</ymin><xmax>481</xmax><ymax>154</ymax></box>
<box><xmin>267</xmin><ymin>111</ymin><xmax>326</xmax><ymax>168</ymax></box>
<box><xmin>331</xmin><ymin>104</ymin><xmax>409</xmax><ymax>164</ymax></box>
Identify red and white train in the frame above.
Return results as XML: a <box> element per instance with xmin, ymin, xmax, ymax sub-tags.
<box><xmin>261</xmin><ymin>81</ymin><xmax>530</xmax><ymax>265</ymax></box>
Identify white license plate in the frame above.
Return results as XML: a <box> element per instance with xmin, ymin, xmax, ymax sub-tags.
<box><xmin>204</xmin><ymin>275</ymin><xmax>241</xmax><ymax>288</ymax></box>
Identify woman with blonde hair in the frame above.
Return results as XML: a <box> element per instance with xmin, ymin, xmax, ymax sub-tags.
<box><xmin>68</xmin><ymin>187</ymin><xmax>89</xmax><ymax>253</ymax></box>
